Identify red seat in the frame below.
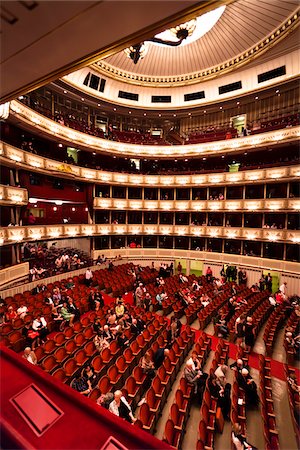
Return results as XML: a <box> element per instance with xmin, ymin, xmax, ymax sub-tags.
<box><xmin>163</xmin><ymin>419</ymin><xmax>181</xmax><ymax>448</ymax></box>
<box><xmin>54</xmin><ymin>332</ymin><xmax>66</xmax><ymax>346</ymax></box>
<box><xmin>34</xmin><ymin>346</ymin><xmax>45</xmax><ymax>363</ymax></box>
<box><xmin>65</xmin><ymin>339</ymin><xmax>77</xmax><ymax>355</ymax></box>
<box><xmin>42</xmin><ymin>355</ymin><xmax>58</xmax><ymax>373</ymax></box>
<box><xmin>64</xmin><ymin>326</ymin><xmax>75</xmax><ymax>340</ymax></box>
<box><xmin>108</xmin><ymin>365</ymin><xmax>122</xmax><ymax>388</ymax></box>
<box><xmin>170</xmin><ymin>403</ymin><xmax>184</xmax><ymax>432</ymax></box>
<box><xmin>54</xmin><ymin>347</ymin><xmax>68</xmax><ymax>363</ymax></box>
<box><xmin>83</xmin><ymin>326</ymin><xmax>94</xmax><ymax>340</ymax></box>
<box><xmin>101</xmin><ymin>347</ymin><xmax>113</xmax><ymax>364</ymax></box>
<box><xmin>124</xmin><ymin>376</ymin><xmax>140</xmax><ymax>408</ymax></box>
<box><xmin>74</xmin><ymin>349</ymin><xmax>88</xmax><ymax>366</ymax></box>
<box><xmin>91</xmin><ymin>355</ymin><xmax>104</xmax><ymax>374</ymax></box>
<box><xmin>43</xmin><ymin>339</ymin><xmax>56</xmax><ymax>354</ymax></box>
<box><xmin>133</xmin><ymin>365</ymin><xmax>146</xmax><ymax>386</ymax></box>
<box><xmin>130</xmin><ymin>340</ymin><xmax>142</xmax><ymax>358</ymax></box>
<box><xmin>74</xmin><ymin>332</ymin><xmax>85</xmax><ymax>347</ymax></box>
<box><xmin>84</xmin><ymin>341</ymin><xmax>96</xmax><ymax>357</ymax></box>
<box><xmin>98</xmin><ymin>375</ymin><xmax>111</xmax><ymax>394</ymax></box>
<box><xmin>146</xmin><ymin>387</ymin><xmax>161</xmax><ymax>419</ymax></box>
<box><xmin>63</xmin><ymin>358</ymin><xmax>78</xmax><ymax>378</ymax></box>
<box><xmin>175</xmin><ymin>389</ymin><xmax>189</xmax><ymax>416</ymax></box>
<box><xmin>139</xmin><ymin>403</ymin><xmax>155</xmax><ymax>434</ymax></box>
<box><xmin>52</xmin><ymin>367</ymin><xmax>67</xmax><ymax>383</ymax></box>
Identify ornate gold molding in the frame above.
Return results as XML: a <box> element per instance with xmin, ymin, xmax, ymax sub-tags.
<box><xmin>92</xmin><ymin>9</ymin><xmax>300</xmax><ymax>87</ymax></box>
<box><xmin>1</xmin><ymin>224</ymin><xmax>299</xmax><ymax>246</ymax></box>
<box><xmin>8</xmin><ymin>101</ymin><xmax>300</xmax><ymax>159</ymax></box>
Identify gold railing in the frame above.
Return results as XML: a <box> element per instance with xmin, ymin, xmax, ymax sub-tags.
<box><xmin>94</xmin><ymin>197</ymin><xmax>300</xmax><ymax>211</ymax></box>
<box><xmin>1</xmin><ymin>140</ymin><xmax>300</xmax><ymax>187</ymax></box>
<box><xmin>0</xmin><ymin>224</ymin><xmax>299</xmax><ymax>246</ymax></box>
<box><xmin>8</xmin><ymin>100</ymin><xmax>300</xmax><ymax>158</ymax></box>
<box><xmin>0</xmin><ymin>184</ymin><xmax>28</xmax><ymax>206</ymax></box>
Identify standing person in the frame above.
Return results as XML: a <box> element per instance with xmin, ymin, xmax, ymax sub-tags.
<box><xmin>265</xmin><ymin>273</ymin><xmax>272</xmax><ymax>292</ymax></box>
<box><xmin>85</xmin><ymin>268</ymin><xmax>93</xmax><ymax>287</ymax></box>
<box><xmin>177</xmin><ymin>262</ymin><xmax>182</xmax><ymax>274</ymax></box>
<box><xmin>279</xmin><ymin>281</ymin><xmax>287</xmax><ymax>299</ymax></box>
<box><xmin>244</xmin><ymin>317</ymin><xmax>255</xmax><ymax>353</ymax></box>
<box><xmin>235</xmin><ymin>314</ymin><xmax>245</xmax><ymax>347</ymax></box>
<box><xmin>135</xmin><ymin>283</ymin><xmax>144</xmax><ymax>307</ymax></box>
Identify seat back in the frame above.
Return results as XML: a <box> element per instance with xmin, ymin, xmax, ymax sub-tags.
<box><xmin>98</xmin><ymin>375</ymin><xmax>111</xmax><ymax>394</ymax></box>
<box><xmin>170</xmin><ymin>403</ymin><xmax>180</xmax><ymax>425</ymax></box>
<box><xmin>44</xmin><ymin>339</ymin><xmax>56</xmax><ymax>354</ymax></box>
<box><xmin>92</xmin><ymin>355</ymin><xmax>103</xmax><ymax>373</ymax></box>
<box><xmin>54</xmin><ymin>332</ymin><xmax>66</xmax><ymax>346</ymax></box>
<box><xmin>65</xmin><ymin>339</ymin><xmax>76</xmax><ymax>354</ymax></box>
<box><xmin>54</xmin><ymin>347</ymin><xmax>67</xmax><ymax>362</ymax></box>
<box><xmin>125</xmin><ymin>376</ymin><xmax>137</xmax><ymax>394</ymax></box>
<box><xmin>42</xmin><ymin>355</ymin><xmax>57</xmax><ymax>372</ymax></box>
<box><xmin>164</xmin><ymin>419</ymin><xmax>175</xmax><ymax>445</ymax></box>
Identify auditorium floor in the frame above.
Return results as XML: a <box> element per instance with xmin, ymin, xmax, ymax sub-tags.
<box><xmin>150</xmin><ymin>312</ymin><xmax>299</xmax><ymax>450</ymax></box>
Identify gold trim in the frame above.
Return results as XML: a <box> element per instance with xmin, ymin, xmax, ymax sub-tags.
<box><xmin>0</xmin><ymin>0</ymin><xmax>234</xmax><ymax>103</ymax></box>
<box><xmin>92</xmin><ymin>9</ymin><xmax>300</xmax><ymax>87</ymax></box>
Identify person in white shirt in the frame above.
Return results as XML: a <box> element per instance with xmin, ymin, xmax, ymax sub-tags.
<box><xmin>22</xmin><ymin>347</ymin><xmax>37</xmax><ymax>365</ymax></box>
<box><xmin>17</xmin><ymin>305</ymin><xmax>28</xmax><ymax>319</ymax></box>
<box><xmin>85</xmin><ymin>268</ymin><xmax>93</xmax><ymax>286</ymax></box>
<box><xmin>109</xmin><ymin>390</ymin><xmax>136</xmax><ymax>423</ymax></box>
<box><xmin>269</xmin><ymin>296</ymin><xmax>276</xmax><ymax>306</ymax></box>
<box><xmin>279</xmin><ymin>282</ymin><xmax>287</xmax><ymax>299</ymax></box>
<box><xmin>32</xmin><ymin>315</ymin><xmax>48</xmax><ymax>341</ymax></box>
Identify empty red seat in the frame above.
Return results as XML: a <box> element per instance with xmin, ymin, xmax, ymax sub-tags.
<box><xmin>74</xmin><ymin>349</ymin><xmax>88</xmax><ymax>366</ymax></box>
<box><xmin>42</xmin><ymin>355</ymin><xmax>57</xmax><ymax>373</ymax></box>
<box><xmin>54</xmin><ymin>347</ymin><xmax>68</xmax><ymax>363</ymax></box>
<box><xmin>63</xmin><ymin>358</ymin><xmax>78</xmax><ymax>378</ymax></box>
<box><xmin>108</xmin><ymin>365</ymin><xmax>122</xmax><ymax>387</ymax></box>
<box><xmin>65</xmin><ymin>339</ymin><xmax>77</xmax><ymax>355</ymax></box>
<box><xmin>91</xmin><ymin>355</ymin><xmax>104</xmax><ymax>374</ymax></box>
<box><xmin>52</xmin><ymin>368</ymin><xmax>67</xmax><ymax>383</ymax></box>
<box><xmin>98</xmin><ymin>375</ymin><xmax>111</xmax><ymax>394</ymax></box>
<box><xmin>163</xmin><ymin>419</ymin><xmax>181</xmax><ymax>448</ymax></box>
<box><xmin>138</xmin><ymin>403</ymin><xmax>155</xmax><ymax>434</ymax></box>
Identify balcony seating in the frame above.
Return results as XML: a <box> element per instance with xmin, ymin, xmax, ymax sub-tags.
<box><xmin>263</xmin><ymin>304</ymin><xmax>288</xmax><ymax>356</ymax></box>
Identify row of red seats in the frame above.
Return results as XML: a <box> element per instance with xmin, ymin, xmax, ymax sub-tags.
<box><xmin>263</xmin><ymin>304</ymin><xmax>289</xmax><ymax>356</ymax></box>
<box><xmin>259</xmin><ymin>355</ymin><xmax>280</xmax><ymax>450</ymax></box>
<box><xmin>162</xmin><ymin>330</ymin><xmax>212</xmax><ymax>448</ymax></box>
<box><xmin>227</xmin><ymin>290</ymin><xmax>268</xmax><ymax>341</ymax></box>
<box><xmin>197</xmin><ymin>284</ymin><xmax>234</xmax><ymax>329</ymax></box>
<box><xmin>284</xmin><ymin>311</ymin><xmax>300</xmax><ymax>364</ymax></box>
<box><xmin>284</xmin><ymin>364</ymin><xmax>300</xmax><ymax>448</ymax></box>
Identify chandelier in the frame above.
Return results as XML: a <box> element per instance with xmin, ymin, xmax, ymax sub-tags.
<box><xmin>169</xmin><ymin>19</ymin><xmax>197</xmax><ymax>41</ymax></box>
<box><xmin>124</xmin><ymin>43</ymin><xmax>148</xmax><ymax>64</ymax></box>
<box><xmin>124</xmin><ymin>19</ymin><xmax>196</xmax><ymax>64</ymax></box>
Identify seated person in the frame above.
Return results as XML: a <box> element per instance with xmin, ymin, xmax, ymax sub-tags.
<box><xmin>230</xmin><ymin>358</ymin><xmax>250</xmax><ymax>373</ymax></box>
<box><xmin>232</xmin><ymin>423</ymin><xmax>257</xmax><ymax>450</ymax></box>
<box><xmin>187</xmin><ymin>351</ymin><xmax>202</xmax><ymax>371</ymax></box>
<box><xmin>237</xmin><ymin>368</ymin><xmax>259</xmax><ymax>406</ymax></box>
<box><xmin>17</xmin><ymin>304</ymin><xmax>28</xmax><ymax>320</ymax></box>
<box><xmin>94</xmin><ymin>330</ymin><xmax>110</xmax><ymax>352</ymax></box>
<box><xmin>32</xmin><ymin>314</ymin><xmax>49</xmax><ymax>342</ymax></box>
<box><xmin>67</xmin><ymin>297</ymin><xmax>80</xmax><ymax>320</ymax></box>
<box><xmin>109</xmin><ymin>390</ymin><xmax>136</xmax><ymax>423</ymax></box>
<box><xmin>208</xmin><ymin>374</ymin><xmax>231</xmax><ymax>420</ymax></box>
<box><xmin>117</xmin><ymin>330</ymin><xmax>130</xmax><ymax>348</ymax></box>
<box><xmin>184</xmin><ymin>361</ymin><xmax>208</xmax><ymax>400</ymax></box>
<box><xmin>115</xmin><ymin>298</ymin><xmax>125</xmax><ymax>318</ymax></box>
<box><xmin>61</xmin><ymin>301</ymin><xmax>75</xmax><ymax>327</ymax></box>
<box><xmin>22</xmin><ymin>347</ymin><xmax>37</xmax><ymax>365</ymax></box>
<box><xmin>72</xmin><ymin>374</ymin><xmax>91</xmax><ymax>396</ymax></box>
<box><xmin>81</xmin><ymin>364</ymin><xmax>97</xmax><ymax>389</ymax></box>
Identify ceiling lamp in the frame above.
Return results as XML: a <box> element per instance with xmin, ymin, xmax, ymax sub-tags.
<box><xmin>124</xmin><ymin>19</ymin><xmax>196</xmax><ymax>64</ymax></box>
<box><xmin>124</xmin><ymin>43</ymin><xmax>148</xmax><ymax>64</ymax></box>
<box><xmin>169</xmin><ymin>19</ymin><xmax>197</xmax><ymax>40</ymax></box>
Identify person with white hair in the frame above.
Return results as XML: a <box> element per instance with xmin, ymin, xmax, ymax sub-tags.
<box><xmin>22</xmin><ymin>347</ymin><xmax>37</xmax><ymax>365</ymax></box>
<box><xmin>237</xmin><ymin>368</ymin><xmax>259</xmax><ymax>406</ymax></box>
<box><xmin>109</xmin><ymin>390</ymin><xmax>136</xmax><ymax>423</ymax></box>
<box><xmin>214</xmin><ymin>364</ymin><xmax>228</xmax><ymax>387</ymax></box>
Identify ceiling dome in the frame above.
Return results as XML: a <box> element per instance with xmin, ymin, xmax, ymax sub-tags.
<box><xmin>97</xmin><ymin>0</ymin><xmax>299</xmax><ymax>79</ymax></box>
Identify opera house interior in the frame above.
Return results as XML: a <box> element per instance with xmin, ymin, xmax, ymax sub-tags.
<box><xmin>0</xmin><ymin>1</ymin><xmax>299</xmax><ymax>449</ymax></box>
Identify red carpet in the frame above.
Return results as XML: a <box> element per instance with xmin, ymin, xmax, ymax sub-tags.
<box><xmin>102</xmin><ymin>292</ymin><xmax>134</xmax><ymax>306</ymax></box>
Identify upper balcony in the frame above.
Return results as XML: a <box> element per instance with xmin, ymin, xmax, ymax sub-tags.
<box><xmin>8</xmin><ymin>100</ymin><xmax>300</xmax><ymax>159</ymax></box>
<box><xmin>1</xmin><ymin>140</ymin><xmax>300</xmax><ymax>188</ymax></box>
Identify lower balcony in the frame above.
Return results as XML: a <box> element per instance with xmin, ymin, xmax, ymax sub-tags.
<box><xmin>0</xmin><ymin>224</ymin><xmax>299</xmax><ymax>245</ymax></box>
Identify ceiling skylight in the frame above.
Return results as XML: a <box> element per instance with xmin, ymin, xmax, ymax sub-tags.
<box><xmin>153</xmin><ymin>5</ymin><xmax>226</xmax><ymax>47</ymax></box>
